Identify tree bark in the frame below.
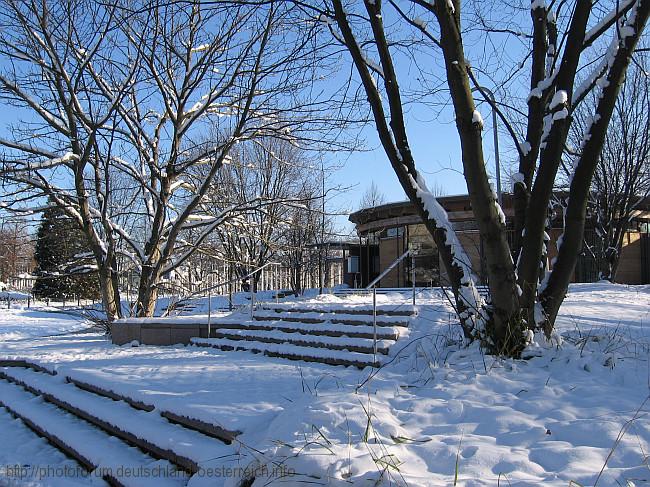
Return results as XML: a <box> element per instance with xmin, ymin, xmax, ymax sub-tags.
<box><xmin>433</xmin><ymin>0</ymin><xmax>522</xmax><ymax>351</ymax></box>
<box><xmin>99</xmin><ymin>266</ymin><xmax>121</xmax><ymax>322</ymax></box>
<box><xmin>137</xmin><ymin>265</ymin><xmax>160</xmax><ymax>318</ymax></box>
<box><xmin>517</xmin><ymin>0</ymin><xmax>593</xmax><ymax>325</ymax></box>
<box><xmin>541</xmin><ymin>0</ymin><xmax>650</xmax><ymax>330</ymax></box>
<box><xmin>334</xmin><ymin>0</ymin><xmax>486</xmax><ymax>340</ymax></box>
<box><xmin>513</xmin><ymin>2</ymin><xmax>553</xmax><ymax>257</ymax></box>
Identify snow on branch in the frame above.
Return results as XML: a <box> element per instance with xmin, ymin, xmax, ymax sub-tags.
<box><xmin>318</xmin><ymin>12</ymin><xmax>346</xmax><ymax>45</ymax></box>
<box><xmin>583</xmin><ymin>0</ymin><xmax>637</xmax><ymax>48</ymax></box>
<box><xmin>0</xmin><ymin>74</ymin><xmax>71</xmax><ymax>136</ymax></box>
<box><xmin>409</xmin><ymin>171</ymin><xmax>488</xmax><ymax>333</ymax></box>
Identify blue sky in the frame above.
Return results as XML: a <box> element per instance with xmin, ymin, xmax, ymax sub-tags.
<box><xmin>328</xmin><ymin>99</ymin><xmax>502</xmax><ymax>233</ymax></box>
<box><xmin>0</xmin><ymin>7</ymin><xmax>507</xmax><ymax>237</ymax></box>
<box><xmin>0</xmin><ymin>91</ymin><xmax>502</xmax><ymax>235</ymax></box>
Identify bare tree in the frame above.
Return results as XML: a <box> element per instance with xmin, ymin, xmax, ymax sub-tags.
<box><xmin>205</xmin><ymin>138</ymin><xmax>320</xmax><ymax>291</ymax></box>
<box><xmin>0</xmin><ymin>0</ymin><xmax>342</xmax><ymax>318</ymax></box>
<box><xmin>280</xmin><ymin>189</ymin><xmax>322</xmax><ymax>295</ymax></box>
<box><xmin>0</xmin><ymin>0</ymin><xmax>139</xmax><ymax>319</ymax></box>
<box><xmin>358</xmin><ymin>180</ymin><xmax>386</xmax><ymax>209</ymax></box>
<box><xmin>0</xmin><ymin>215</ymin><xmax>33</xmax><ymax>285</ymax></box>
<box><xmin>568</xmin><ymin>57</ymin><xmax>650</xmax><ymax>281</ymax></box>
<box><xmin>300</xmin><ymin>0</ymin><xmax>649</xmax><ymax>354</ymax></box>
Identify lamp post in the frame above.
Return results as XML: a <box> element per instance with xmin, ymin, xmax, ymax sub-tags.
<box><xmin>472</xmin><ymin>86</ymin><xmax>502</xmax><ymax>207</ymax></box>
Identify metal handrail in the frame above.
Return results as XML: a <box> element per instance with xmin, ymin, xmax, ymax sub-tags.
<box><xmin>362</xmin><ymin>248</ymin><xmax>413</xmax><ymax>363</ymax></box>
<box><xmin>365</xmin><ymin>249</ymin><xmax>411</xmax><ymax>290</ymax></box>
<box><xmin>180</xmin><ymin>261</ymin><xmax>281</xmax><ymax>299</ymax></box>
<box><xmin>170</xmin><ymin>260</ymin><xmax>280</xmax><ymax>337</ymax></box>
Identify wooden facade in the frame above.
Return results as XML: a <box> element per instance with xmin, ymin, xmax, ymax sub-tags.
<box><xmin>348</xmin><ymin>194</ymin><xmax>650</xmax><ymax>287</ymax></box>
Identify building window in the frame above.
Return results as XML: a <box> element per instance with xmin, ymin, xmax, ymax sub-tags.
<box><xmin>385</xmin><ymin>227</ymin><xmax>404</xmax><ymax>238</ymax></box>
<box><xmin>347</xmin><ymin>256</ymin><xmax>359</xmax><ymax>273</ymax></box>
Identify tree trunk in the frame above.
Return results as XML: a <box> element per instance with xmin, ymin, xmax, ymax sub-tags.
<box><xmin>136</xmin><ymin>265</ymin><xmax>160</xmax><ymax>317</ymax></box>
<box><xmin>99</xmin><ymin>266</ymin><xmax>121</xmax><ymax>321</ymax></box>
<box><xmin>541</xmin><ymin>0</ymin><xmax>650</xmax><ymax>330</ymax></box>
<box><xmin>292</xmin><ymin>265</ymin><xmax>302</xmax><ymax>296</ymax></box>
<box><xmin>513</xmin><ymin>2</ymin><xmax>554</xmax><ymax>258</ymax></box>
<box><xmin>334</xmin><ymin>0</ymin><xmax>488</xmax><ymax>341</ymax></box>
<box><xmin>434</xmin><ymin>0</ymin><xmax>523</xmax><ymax>352</ymax></box>
<box><xmin>517</xmin><ymin>0</ymin><xmax>592</xmax><ymax>325</ymax></box>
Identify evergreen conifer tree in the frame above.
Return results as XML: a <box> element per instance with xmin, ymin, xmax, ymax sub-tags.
<box><xmin>32</xmin><ymin>203</ymin><xmax>101</xmax><ymax>300</ymax></box>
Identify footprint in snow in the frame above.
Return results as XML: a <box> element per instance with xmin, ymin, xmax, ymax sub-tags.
<box><xmin>461</xmin><ymin>446</ymin><xmax>478</xmax><ymax>458</ymax></box>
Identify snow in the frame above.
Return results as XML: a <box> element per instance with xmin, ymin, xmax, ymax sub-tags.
<box><xmin>250</xmin><ymin>309</ymin><xmax>410</xmax><ymax>325</ymax></box>
<box><xmin>0</xmin><ymin>290</ymin><xmax>31</xmax><ymax>300</ymax></box>
<box><xmin>409</xmin><ymin>173</ymin><xmax>486</xmax><ymax>334</ymax></box>
<box><xmin>0</xmin><ymin>366</ymin><xmax>237</xmax><ymax>472</ymax></box>
<box><xmin>552</xmin><ymin>107</ymin><xmax>569</xmax><ymax>120</ymax></box>
<box><xmin>0</xmin><ymin>380</ymin><xmax>187</xmax><ymax>487</ymax></box>
<box><xmin>0</xmin><ymin>406</ymin><xmax>89</xmax><ymax>486</ymax></box>
<box><xmin>318</xmin><ymin>13</ymin><xmax>346</xmax><ymax>45</ymax></box>
<box><xmin>412</xmin><ymin>17</ymin><xmax>427</xmax><ymax>29</ymax></box>
<box><xmin>0</xmin><ymin>284</ymin><xmax>648</xmax><ymax>486</ymax></box>
<box><xmin>0</xmin><ymin>304</ymin><xmax>90</xmax><ymax>341</ymax></box>
<box><xmin>512</xmin><ymin>172</ymin><xmax>526</xmax><ymax>191</ymax></box>
<box><xmin>190</xmin><ymin>44</ymin><xmax>210</xmax><ymax>53</ymax></box>
<box><xmin>583</xmin><ymin>0</ymin><xmax>636</xmax><ymax>46</ymax></box>
<box><xmin>183</xmin><ymin>315</ymin><xmax>403</xmax><ymax>340</ymax></box>
<box><xmin>195</xmin><ymin>327</ymin><xmax>395</xmax><ymax>351</ymax></box>
<box><xmin>472</xmin><ymin>109</ymin><xmax>484</xmax><ymax>128</ymax></box>
<box><xmin>527</xmin><ymin>69</ymin><xmax>557</xmax><ymax>101</ymax></box>
<box><xmin>495</xmin><ymin>201</ymin><xmax>507</xmax><ymax>225</ymax></box>
<box><xmin>361</xmin><ymin>54</ymin><xmax>384</xmax><ymax>77</ymax></box>
<box><xmin>549</xmin><ymin>89</ymin><xmax>567</xmax><ymax>109</ymax></box>
<box><xmin>192</xmin><ymin>337</ymin><xmax>380</xmax><ymax>366</ymax></box>
<box><xmin>620</xmin><ymin>25</ymin><xmax>636</xmax><ymax>38</ymax></box>
<box><xmin>539</xmin><ymin>112</ymin><xmax>553</xmax><ymax>149</ymax></box>
<box><xmin>263</xmin><ymin>300</ymin><xmax>413</xmax><ymax>315</ymax></box>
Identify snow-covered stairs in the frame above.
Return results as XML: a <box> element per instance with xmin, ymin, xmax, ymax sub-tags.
<box><xmin>170</xmin><ymin>301</ymin><xmax>198</xmax><ymax>316</ymax></box>
<box><xmin>191</xmin><ymin>302</ymin><xmax>415</xmax><ymax>369</ymax></box>
<box><xmin>0</xmin><ymin>362</ymin><xmax>242</xmax><ymax>486</ymax></box>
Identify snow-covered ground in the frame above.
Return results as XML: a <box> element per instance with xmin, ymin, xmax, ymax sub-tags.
<box><xmin>0</xmin><ymin>283</ymin><xmax>648</xmax><ymax>486</ymax></box>
<box><xmin>0</xmin><ymin>304</ymin><xmax>90</xmax><ymax>342</ymax></box>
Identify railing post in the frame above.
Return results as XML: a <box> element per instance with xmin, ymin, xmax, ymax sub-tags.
<box><xmin>373</xmin><ymin>286</ymin><xmax>377</xmax><ymax>362</ymax></box>
<box><xmin>250</xmin><ymin>286</ymin><xmax>255</xmax><ymax>320</ymax></box>
<box><xmin>412</xmin><ymin>254</ymin><xmax>416</xmax><ymax>308</ymax></box>
<box><xmin>207</xmin><ymin>291</ymin><xmax>212</xmax><ymax>339</ymax></box>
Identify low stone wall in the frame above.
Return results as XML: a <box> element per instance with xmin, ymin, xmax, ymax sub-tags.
<box><xmin>111</xmin><ymin>320</ymin><xmax>210</xmax><ymax>346</ymax></box>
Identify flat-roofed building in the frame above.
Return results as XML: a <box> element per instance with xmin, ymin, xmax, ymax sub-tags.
<box><xmin>348</xmin><ymin>194</ymin><xmax>650</xmax><ymax>288</ymax></box>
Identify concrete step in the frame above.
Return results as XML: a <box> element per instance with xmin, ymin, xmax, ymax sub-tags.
<box><xmin>333</xmin><ymin>288</ymin><xmax>417</xmax><ymax>297</ymax></box>
<box><xmin>170</xmin><ymin>302</ymin><xmax>198</xmax><ymax>317</ymax></box>
<box><xmin>0</xmin><ymin>359</ymin><xmax>56</xmax><ymax>375</ymax></box>
<box><xmin>66</xmin><ymin>375</ymin><xmax>241</xmax><ymax>443</ymax></box>
<box><xmin>208</xmin><ymin>328</ymin><xmax>393</xmax><ymax>355</ymax></box>
<box><xmin>212</xmin><ymin>320</ymin><xmax>401</xmax><ymax>341</ymax></box>
<box><xmin>0</xmin><ymin>367</ymin><xmax>239</xmax><ymax>475</ymax></box>
<box><xmin>1</xmin><ymin>359</ymin><xmax>241</xmax><ymax>442</ymax></box>
<box><xmin>191</xmin><ymin>338</ymin><xmax>380</xmax><ymax>369</ymax></box>
<box><xmin>261</xmin><ymin>304</ymin><xmax>414</xmax><ymax>317</ymax></box>
<box><xmin>273</xmin><ymin>289</ymin><xmax>295</xmax><ymax>299</ymax></box>
<box><xmin>251</xmin><ymin>311</ymin><xmax>409</xmax><ymax>328</ymax></box>
<box><xmin>0</xmin><ymin>379</ymin><xmax>188</xmax><ymax>487</ymax></box>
